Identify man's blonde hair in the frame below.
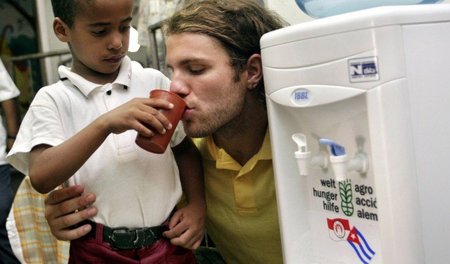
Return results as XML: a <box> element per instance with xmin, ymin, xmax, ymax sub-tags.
<box><xmin>164</xmin><ymin>0</ymin><xmax>288</xmax><ymax>103</ymax></box>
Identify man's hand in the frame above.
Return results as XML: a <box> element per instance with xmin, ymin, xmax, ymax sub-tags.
<box><xmin>163</xmin><ymin>203</ymin><xmax>205</xmax><ymax>250</ymax></box>
<box><xmin>44</xmin><ymin>185</ymin><xmax>97</xmax><ymax>241</ymax></box>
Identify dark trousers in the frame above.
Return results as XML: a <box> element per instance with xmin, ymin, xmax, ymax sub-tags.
<box><xmin>0</xmin><ymin>164</ymin><xmax>20</xmax><ymax>264</ymax></box>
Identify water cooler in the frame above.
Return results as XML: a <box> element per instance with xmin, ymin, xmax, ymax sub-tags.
<box><xmin>261</xmin><ymin>4</ymin><xmax>450</xmax><ymax>264</ymax></box>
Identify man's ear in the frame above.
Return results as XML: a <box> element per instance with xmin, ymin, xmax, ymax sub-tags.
<box><xmin>246</xmin><ymin>54</ymin><xmax>263</xmax><ymax>90</ymax></box>
<box><xmin>53</xmin><ymin>17</ymin><xmax>70</xmax><ymax>43</ymax></box>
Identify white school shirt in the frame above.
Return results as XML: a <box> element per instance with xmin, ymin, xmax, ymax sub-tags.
<box><xmin>0</xmin><ymin>59</ymin><xmax>20</xmax><ymax>165</ymax></box>
<box><xmin>7</xmin><ymin>56</ymin><xmax>184</xmax><ymax>228</ymax></box>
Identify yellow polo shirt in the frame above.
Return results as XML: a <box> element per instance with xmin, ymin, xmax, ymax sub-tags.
<box><xmin>194</xmin><ymin>130</ymin><xmax>282</xmax><ymax>264</ymax></box>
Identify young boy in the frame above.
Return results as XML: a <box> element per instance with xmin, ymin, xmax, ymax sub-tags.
<box><xmin>7</xmin><ymin>0</ymin><xmax>204</xmax><ymax>263</ymax></box>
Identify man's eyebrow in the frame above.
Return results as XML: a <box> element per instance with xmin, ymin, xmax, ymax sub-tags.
<box><xmin>166</xmin><ymin>55</ymin><xmax>210</xmax><ymax>69</ymax></box>
<box><xmin>181</xmin><ymin>58</ymin><xmax>207</xmax><ymax>65</ymax></box>
<box><xmin>167</xmin><ymin>59</ymin><xmax>198</xmax><ymax>69</ymax></box>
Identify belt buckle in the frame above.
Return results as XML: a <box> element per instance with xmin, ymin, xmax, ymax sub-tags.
<box><xmin>109</xmin><ymin>227</ymin><xmax>146</xmax><ymax>250</ymax></box>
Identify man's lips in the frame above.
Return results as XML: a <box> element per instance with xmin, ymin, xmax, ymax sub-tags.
<box><xmin>183</xmin><ymin>108</ymin><xmax>193</xmax><ymax>119</ymax></box>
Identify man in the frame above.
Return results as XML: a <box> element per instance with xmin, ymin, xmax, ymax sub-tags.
<box><xmin>44</xmin><ymin>0</ymin><xmax>288</xmax><ymax>263</ymax></box>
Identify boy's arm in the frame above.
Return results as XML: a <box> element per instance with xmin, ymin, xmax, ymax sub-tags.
<box><xmin>165</xmin><ymin>137</ymin><xmax>206</xmax><ymax>249</ymax></box>
<box><xmin>29</xmin><ymin>117</ymin><xmax>110</xmax><ymax>193</ymax></box>
<box><xmin>29</xmin><ymin>97</ymin><xmax>173</xmax><ymax>194</ymax></box>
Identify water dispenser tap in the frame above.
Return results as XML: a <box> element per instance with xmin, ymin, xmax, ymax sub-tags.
<box><xmin>292</xmin><ymin>133</ymin><xmax>328</xmax><ymax>176</ymax></box>
<box><xmin>348</xmin><ymin>152</ymin><xmax>369</xmax><ymax>174</ymax></box>
<box><xmin>292</xmin><ymin>133</ymin><xmax>312</xmax><ymax>176</ymax></box>
<box><xmin>319</xmin><ymin>138</ymin><xmax>348</xmax><ymax>181</ymax></box>
<box><xmin>319</xmin><ymin>138</ymin><xmax>369</xmax><ymax>181</ymax></box>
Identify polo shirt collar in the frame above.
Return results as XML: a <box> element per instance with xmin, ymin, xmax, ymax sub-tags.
<box><xmin>58</xmin><ymin>56</ymin><xmax>132</xmax><ymax>97</ymax></box>
<box><xmin>206</xmin><ymin>129</ymin><xmax>272</xmax><ymax>173</ymax></box>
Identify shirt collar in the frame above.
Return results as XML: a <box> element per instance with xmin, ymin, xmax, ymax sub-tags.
<box><xmin>206</xmin><ymin>129</ymin><xmax>272</xmax><ymax>172</ymax></box>
<box><xmin>58</xmin><ymin>56</ymin><xmax>132</xmax><ymax>97</ymax></box>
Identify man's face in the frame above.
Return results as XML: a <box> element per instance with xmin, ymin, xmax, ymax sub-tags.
<box><xmin>166</xmin><ymin>33</ymin><xmax>248</xmax><ymax>138</ymax></box>
<box><xmin>63</xmin><ymin>0</ymin><xmax>133</xmax><ymax>80</ymax></box>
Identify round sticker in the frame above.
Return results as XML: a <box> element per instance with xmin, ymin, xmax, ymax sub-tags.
<box><xmin>291</xmin><ymin>88</ymin><xmax>311</xmax><ymax>106</ymax></box>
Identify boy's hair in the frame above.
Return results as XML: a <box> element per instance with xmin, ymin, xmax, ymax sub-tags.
<box><xmin>51</xmin><ymin>0</ymin><xmax>89</xmax><ymax>28</ymax></box>
<box><xmin>164</xmin><ymin>0</ymin><xmax>288</xmax><ymax>103</ymax></box>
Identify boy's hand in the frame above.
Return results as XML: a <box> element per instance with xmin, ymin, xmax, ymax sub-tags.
<box><xmin>163</xmin><ymin>203</ymin><xmax>206</xmax><ymax>250</ymax></box>
<box><xmin>100</xmin><ymin>97</ymin><xmax>174</xmax><ymax>137</ymax></box>
<box><xmin>44</xmin><ymin>185</ymin><xmax>98</xmax><ymax>241</ymax></box>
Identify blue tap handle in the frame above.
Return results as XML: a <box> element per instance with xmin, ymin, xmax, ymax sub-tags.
<box><xmin>319</xmin><ymin>138</ymin><xmax>346</xmax><ymax>156</ymax></box>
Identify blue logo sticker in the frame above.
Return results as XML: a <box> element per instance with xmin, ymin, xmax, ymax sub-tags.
<box><xmin>349</xmin><ymin>57</ymin><xmax>379</xmax><ymax>83</ymax></box>
<box><xmin>291</xmin><ymin>88</ymin><xmax>311</xmax><ymax>106</ymax></box>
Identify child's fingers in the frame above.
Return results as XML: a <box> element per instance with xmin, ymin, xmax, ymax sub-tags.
<box><xmin>139</xmin><ymin>106</ymin><xmax>172</xmax><ymax>133</ymax></box>
<box><xmin>147</xmin><ymin>97</ymin><xmax>174</xmax><ymax>111</ymax></box>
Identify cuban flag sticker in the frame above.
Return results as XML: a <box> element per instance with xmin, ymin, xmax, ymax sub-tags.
<box><xmin>347</xmin><ymin>227</ymin><xmax>376</xmax><ymax>264</ymax></box>
<box><xmin>327</xmin><ymin>218</ymin><xmax>376</xmax><ymax>263</ymax></box>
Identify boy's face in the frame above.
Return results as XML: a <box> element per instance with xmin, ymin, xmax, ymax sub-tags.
<box><xmin>166</xmin><ymin>33</ymin><xmax>249</xmax><ymax>138</ymax></box>
<box><xmin>56</xmin><ymin>0</ymin><xmax>133</xmax><ymax>83</ymax></box>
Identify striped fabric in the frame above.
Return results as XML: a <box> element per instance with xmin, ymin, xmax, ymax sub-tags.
<box><xmin>7</xmin><ymin>176</ymin><xmax>69</xmax><ymax>263</ymax></box>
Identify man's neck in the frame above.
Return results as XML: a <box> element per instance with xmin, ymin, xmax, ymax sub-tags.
<box><xmin>213</xmin><ymin>99</ymin><xmax>268</xmax><ymax>166</ymax></box>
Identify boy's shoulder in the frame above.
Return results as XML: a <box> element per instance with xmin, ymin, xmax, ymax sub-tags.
<box><xmin>36</xmin><ymin>79</ymin><xmax>67</xmax><ymax>94</ymax></box>
<box><xmin>32</xmin><ymin>74</ymin><xmax>82</xmax><ymax>103</ymax></box>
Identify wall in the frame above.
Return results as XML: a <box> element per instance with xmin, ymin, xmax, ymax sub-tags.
<box><xmin>265</xmin><ymin>0</ymin><xmax>450</xmax><ymax>25</ymax></box>
<box><xmin>0</xmin><ymin>0</ymin><xmax>42</xmax><ymax>112</ymax></box>
<box><xmin>265</xmin><ymin>0</ymin><xmax>313</xmax><ymax>25</ymax></box>
<box><xmin>35</xmin><ymin>1</ymin><xmax>70</xmax><ymax>86</ymax></box>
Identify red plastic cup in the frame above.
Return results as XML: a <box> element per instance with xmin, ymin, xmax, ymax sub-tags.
<box><xmin>135</xmin><ymin>89</ymin><xmax>186</xmax><ymax>153</ymax></box>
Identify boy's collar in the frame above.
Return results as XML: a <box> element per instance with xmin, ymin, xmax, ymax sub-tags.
<box><xmin>58</xmin><ymin>56</ymin><xmax>132</xmax><ymax>97</ymax></box>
